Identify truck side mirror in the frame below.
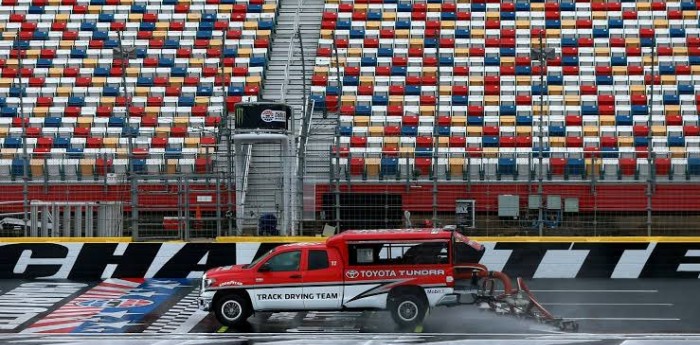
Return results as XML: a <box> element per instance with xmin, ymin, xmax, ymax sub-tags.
<box><xmin>258</xmin><ymin>262</ymin><xmax>271</xmax><ymax>272</ymax></box>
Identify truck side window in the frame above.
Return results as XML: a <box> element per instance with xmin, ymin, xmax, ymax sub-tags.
<box><xmin>308</xmin><ymin>250</ymin><xmax>329</xmax><ymax>270</ymax></box>
<box><xmin>263</xmin><ymin>250</ymin><xmax>301</xmax><ymax>272</ymax></box>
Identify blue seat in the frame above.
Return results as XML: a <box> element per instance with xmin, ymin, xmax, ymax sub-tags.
<box><xmin>1</xmin><ymin>107</ymin><xmax>17</xmax><ymax>117</ymax></box>
<box><xmin>228</xmin><ymin>87</ymin><xmax>243</xmax><ymax>96</ymax></box>
<box><xmin>501</xmin><ymin>11</ymin><xmax>515</xmax><ymax>20</ymax></box>
<box><xmin>130</xmin><ymin>4</ymin><xmax>146</xmax><ymax>12</ymax></box>
<box><xmin>70</xmin><ymin>48</ymin><xmax>87</xmax><ymax>58</ymax></box>
<box><xmin>67</xmin><ymin>97</ymin><xmax>85</xmax><ymax>107</ymax></box>
<box><xmin>549</xmin><ymin>125</ymin><xmax>565</xmax><ymax>137</ymax></box>
<box><xmin>36</xmin><ymin>58</ymin><xmax>52</xmax><ymax>68</ymax></box>
<box><xmin>355</xmin><ymin>105</ymin><xmax>371</xmax><ymax>116</ymax></box>
<box><xmin>196</xmin><ymin>30</ymin><xmax>212</xmax><ymax>39</ymax></box>
<box><xmin>631</xmin><ymin>105</ymin><xmax>649</xmax><ymax>115</ymax></box>
<box><xmin>611</xmin><ymin>55</ymin><xmax>627</xmax><ymax>66</ymax></box>
<box><xmin>325</xmin><ymin>86</ymin><xmax>339</xmax><ymax>96</ymax></box>
<box><xmin>689</xmin><ymin>158</ymin><xmax>700</xmax><ymax>175</ymax></box>
<box><xmin>440</xmin><ymin>56</ymin><xmax>454</xmax><ymax>66</ymax></box>
<box><xmin>415</xmin><ymin>147</ymin><xmax>432</xmax><ymax>157</ymax></box>
<box><xmin>532</xmin><ymin>85</ymin><xmax>548</xmax><ymax>95</ymax></box>
<box><xmin>165</xmin><ymin>147</ymin><xmax>183</xmax><ymax>159</ymax></box>
<box><xmin>500</xmin><ymin>105</ymin><xmax>516</xmax><ymax>115</ymax></box>
<box><xmin>80</xmin><ymin>22</ymin><xmax>97</xmax><ymax>31</ymax></box>
<box><xmin>596</xmin><ymin>76</ymin><xmax>613</xmax><ymax>85</ymax></box>
<box><xmin>498</xmin><ymin>158</ymin><xmax>516</xmax><ymax>176</ymax></box>
<box><xmin>44</xmin><ymin>117</ymin><xmax>62</xmax><ymax>128</ymax></box>
<box><xmin>663</xmin><ymin>94</ymin><xmax>680</xmax><ymax>105</ymax></box>
<box><xmin>688</xmin><ymin>56</ymin><xmax>700</xmax><ymax>65</ymax></box>
<box><xmin>455</xmin><ymin>29</ymin><xmax>470</xmax><ymax>38</ymax></box>
<box><xmin>401</xmin><ymin>126</ymin><xmax>417</xmax><ymax>136</ymax></box>
<box><xmin>581</xmin><ymin>105</ymin><xmax>599</xmax><ymax>115</ymax></box>
<box><xmin>103</xmin><ymin>86</ymin><xmax>120</xmax><ymax>96</ymax></box>
<box><xmin>500</xmin><ymin>47</ymin><xmax>515</xmax><ymax>57</ymax></box>
<box><xmin>547</xmin><ymin>75</ymin><xmax>563</xmax><ymax>85</ymax></box>
<box><xmin>397</xmin><ymin>3</ymin><xmax>412</xmax><ymax>12</ymax></box>
<box><xmin>405</xmin><ymin>85</ymin><xmax>421</xmax><ymax>95</ymax></box>
<box><xmin>103</xmin><ymin>39</ymin><xmax>119</xmax><ymax>49</ymax></box>
<box><xmin>202</xmin><ymin>13</ymin><xmax>216</xmax><ymax>22</ymax></box>
<box><xmin>678</xmin><ymin>84</ymin><xmax>694</xmax><ymax>95</ymax></box>
<box><xmin>560</xmin><ymin>2</ymin><xmax>575</xmax><ymax>11</ymax></box>
<box><xmin>373</xmin><ymin>95</ymin><xmax>388</xmax><ymax>106</ymax></box>
<box><xmin>423</xmin><ymin>38</ymin><xmax>437</xmax><ymax>48</ymax></box>
<box><xmin>223</xmin><ymin>48</ymin><xmax>237</xmax><ymax>58</ymax></box>
<box><xmin>92</xmin><ymin>31</ymin><xmax>109</xmax><ymax>40</ymax></box>
<box><xmin>171</xmin><ymin>67</ymin><xmax>188</xmax><ymax>77</ymax></box>
<box><xmin>349</xmin><ymin>29</ymin><xmax>365</xmax><ymax>39</ymax></box>
<box><xmin>67</xmin><ymin>148</ymin><xmax>83</xmax><ymax>158</ymax></box>
<box><xmin>336</xmin><ymin>20</ymin><xmax>351</xmax><ymax>30</ymax></box>
<box><xmin>13</xmin><ymin>41</ymin><xmax>29</xmax><ymax>50</ymax></box>
<box><xmin>94</xmin><ymin>67</ymin><xmax>110</xmax><ymax>77</ymax></box>
<box><xmin>137</xmin><ymin>77</ymin><xmax>154</xmax><ymax>87</ymax></box>
<box><xmin>378</xmin><ymin>48</ymin><xmax>393</xmax><ymax>57</ymax></box>
<box><xmin>196</xmin><ymin>86</ymin><xmax>213</xmax><ymax>96</ymax></box>
<box><xmin>593</xmin><ymin>28</ymin><xmax>609</xmax><ymax>38</ymax></box>
<box><xmin>437</xmin><ymin>126</ymin><xmax>450</xmax><ymax>136</ymax></box>
<box><xmin>640</xmin><ymin>38</ymin><xmax>655</xmax><ymax>47</ymax></box>
<box><xmin>158</xmin><ymin>58</ymin><xmax>175</xmax><ymax>67</ymax></box>
<box><xmin>132</xmin><ymin>159</ymin><xmax>146</xmax><ymax>174</ymax></box>
<box><xmin>515</xmin><ymin>66</ymin><xmax>532</xmax><ymax>75</ymax></box>
<box><xmin>482</xmin><ymin>136</ymin><xmax>499</xmax><ymax>148</ymax></box>
<box><xmin>54</xmin><ymin>137</ymin><xmax>70</xmax><ymax>149</ymax></box>
<box><xmin>608</xmin><ymin>19</ymin><xmax>623</xmax><ymax>29</ymax></box>
<box><xmin>121</xmin><ymin>127</ymin><xmax>138</xmax><ymax>138</ymax></box>
<box><xmin>33</xmin><ymin>31</ymin><xmax>49</xmax><ymax>41</ymax></box>
<box><xmin>681</xmin><ymin>1</ymin><xmax>697</xmax><ymax>10</ymax></box>
<box><xmin>339</xmin><ymin>126</ymin><xmax>352</xmax><ymax>136</ymax></box>
<box><xmin>484</xmin><ymin>56</ymin><xmax>500</xmax><ymax>66</ymax></box>
<box><xmin>616</xmin><ymin>115</ymin><xmax>633</xmax><ymax>126</ymax></box>
<box><xmin>533</xmin><ymin>145</ymin><xmax>550</xmax><ymax>158</ymax></box>
<box><xmin>668</xmin><ymin>136</ymin><xmax>685</xmax><ymax>147</ymax></box>
<box><xmin>562</xmin><ymin>56</ymin><xmax>579</xmax><ymax>66</ymax></box>
<box><xmin>139</xmin><ymin>22</ymin><xmax>156</xmax><ymax>31</ymax></box>
<box><xmin>516</xmin><ymin>116</ymin><xmax>533</xmax><ymax>126</ymax></box>
<box><xmin>361</xmin><ymin>56</ymin><xmax>377</xmax><ymax>66</ymax></box>
<box><xmin>4</xmin><ymin>138</ymin><xmax>21</xmax><ymax>149</ymax></box>
<box><xmin>249</xmin><ymin>57</ymin><xmax>266</xmax><ymax>67</ymax></box>
<box><xmin>343</xmin><ymin>76</ymin><xmax>358</xmax><ymax>86</ymax></box>
<box><xmin>659</xmin><ymin>65</ymin><xmax>675</xmax><ymax>75</ymax></box>
<box><xmin>381</xmin><ymin>158</ymin><xmax>398</xmax><ymax>176</ymax></box>
<box><xmin>391</xmin><ymin>66</ymin><xmax>407</xmax><ymax>76</ymax></box>
<box><xmin>259</xmin><ymin>21</ymin><xmax>275</xmax><ymax>30</ymax></box>
<box><xmin>561</xmin><ymin>37</ymin><xmax>578</xmax><ymax>47</ymax></box>
<box><xmin>467</xmin><ymin>116</ymin><xmax>484</xmax><ymax>126</ymax></box>
<box><xmin>164</xmin><ymin>39</ymin><xmax>180</xmax><ymax>49</ymax></box>
<box><xmin>566</xmin><ymin>158</ymin><xmax>585</xmax><ymax>175</ymax></box>
<box><xmin>515</xmin><ymin>2</ymin><xmax>530</xmax><ymax>11</ymax></box>
<box><xmin>452</xmin><ymin>95</ymin><xmax>467</xmax><ymax>105</ymax></box>
<box><xmin>441</xmin><ymin>12</ymin><xmax>456</xmax><ymax>20</ymax></box>
<box><xmin>670</xmin><ymin>28</ymin><xmax>686</xmax><ymax>38</ymax></box>
<box><xmin>471</xmin><ymin>3</ymin><xmax>486</xmax><ymax>11</ymax></box>
<box><xmin>0</xmin><ymin>97</ymin><xmax>6</xmax><ymax>107</ymax></box>
<box><xmin>545</xmin><ymin>20</ymin><xmax>561</xmax><ymax>29</ymax></box>
<box><xmin>634</xmin><ymin>137</ymin><xmax>649</xmax><ymax>147</ymax></box>
<box><xmin>601</xmin><ymin>147</ymin><xmax>618</xmax><ymax>158</ymax></box>
<box><xmin>11</xmin><ymin>159</ymin><xmax>27</xmax><ymax>176</ymax></box>
<box><xmin>108</xmin><ymin>117</ymin><xmax>125</xmax><ymax>128</ymax></box>
<box><xmin>9</xmin><ymin>87</ymin><xmax>26</xmax><ymax>97</ymax></box>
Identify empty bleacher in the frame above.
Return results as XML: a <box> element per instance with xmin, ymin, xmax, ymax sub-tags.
<box><xmin>0</xmin><ymin>0</ymin><xmax>278</xmax><ymax>180</ymax></box>
<box><xmin>313</xmin><ymin>0</ymin><xmax>700</xmax><ymax>181</ymax></box>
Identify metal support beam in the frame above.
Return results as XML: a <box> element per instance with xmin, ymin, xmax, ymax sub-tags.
<box><xmin>646</xmin><ymin>41</ymin><xmax>656</xmax><ymax>236</ymax></box>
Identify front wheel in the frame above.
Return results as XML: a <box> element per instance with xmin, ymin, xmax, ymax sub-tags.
<box><xmin>390</xmin><ymin>294</ymin><xmax>427</xmax><ymax>329</ymax></box>
<box><xmin>214</xmin><ymin>294</ymin><xmax>251</xmax><ymax>327</ymax></box>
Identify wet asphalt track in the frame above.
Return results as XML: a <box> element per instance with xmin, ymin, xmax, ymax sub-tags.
<box><xmin>0</xmin><ymin>278</ymin><xmax>697</xmax><ymax>344</ymax></box>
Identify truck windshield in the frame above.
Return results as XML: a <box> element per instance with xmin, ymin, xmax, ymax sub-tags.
<box><xmin>243</xmin><ymin>249</ymin><xmax>275</xmax><ymax>269</ymax></box>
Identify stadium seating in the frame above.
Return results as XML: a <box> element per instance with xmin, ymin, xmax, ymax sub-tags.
<box><xmin>0</xmin><ymin>0</ymin><xmax>277</xmax><ymax>180</ymax></box>
<box><xmin>314</xmin><ymin>0</ymin><xmax>700</xmax><ymax>181</ymax></box>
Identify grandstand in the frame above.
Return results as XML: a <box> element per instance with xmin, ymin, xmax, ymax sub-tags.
<box><xmin>1</xmin><ymin>0</ymin><xmax>700</xmax><ymax>237</ymax></box>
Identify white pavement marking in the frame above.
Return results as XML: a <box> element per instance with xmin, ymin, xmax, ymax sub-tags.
<box><xmin>531</xmin><ymin>289</ymin><xmax>658</xmax><ymax>293</ymax></box>
<box><xmin>565</xmin><ymin>318</ymin><xmax>681</xmax><ymax>321</ymax></box>
<box><xmin>543</xmin><ymin>303</ymin><xmax>673</xmax><ymax>306</ymax></box>
<box><xmin>169</xmin><ymin>310</ymin><xmax>209</xmax><ymax>334</ymax></box>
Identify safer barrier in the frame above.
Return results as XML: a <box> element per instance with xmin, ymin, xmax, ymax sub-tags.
<box><xmin>0</xmin><ymin>237</ymin><xmax>699</xmax><ymax>280</ymax></box>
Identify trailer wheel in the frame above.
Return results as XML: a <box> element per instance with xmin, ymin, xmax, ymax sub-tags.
<box><xmin>214</xmin><ymin>293</ymin><xmax>251</xmax><ymax>327</ymax></box>
<box><xmin>390</xmin><ymin>294</ymin><xmax>427</xmax><ymax>329</ymax></box>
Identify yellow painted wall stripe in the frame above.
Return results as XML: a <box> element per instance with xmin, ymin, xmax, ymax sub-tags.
<box><xmin>2</xmin><ymin>236</ymin><xmax>700</xmax><ymax>244</ymax></box>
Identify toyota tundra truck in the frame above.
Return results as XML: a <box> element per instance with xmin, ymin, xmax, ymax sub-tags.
<box><xmin>198</xmin><ymin>228</ymin><xmax>577</xmax><ymax>331</ymax></box>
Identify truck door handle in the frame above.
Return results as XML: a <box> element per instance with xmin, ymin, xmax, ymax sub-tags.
<box><xmin>289</xmin><ymin>274</ymin><xmax>302</xmax><ymax>279</ymax></box>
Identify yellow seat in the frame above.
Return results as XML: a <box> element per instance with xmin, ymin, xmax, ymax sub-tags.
<box><xmin>516</xmin><ymin>20</ymin><xmax>530</xmax><ymax>29</ymax></box>
<box><xmin>30</xmin><ymin>159</ymin><xmax>44</xmax><ymax>177</ymax></box>
<box><xmin>583</xmin><ymin>126</ymin><xmax>599</xmax><ymax>136</ymax></box>
<box><xmin>33</xmin><ymin>107</ymin><xmax>49</xmax><ymax>118</ymax></box>
<box><xmin>82</xmin><ymin>58</ymin><xmax>98</xmax><ymax>68</ymax></box>
<box><xmin>427</xmin><ymin>3</ymin><xmax>441</xmax><ymax>11</ymax></box>
<box><xmin>533</xmin><ymin>105</ymin><xmax>550</xmax><ymax>116</ymax></box>
<box><xmin>548</xmin><ymin>85</ymin><xmax>563</xmax><ymax>95</ymax></box>
<box><xmin>77</xmin><ymin>117</ymin><xmax>93</xmax><ymax>128</ymax></box>
<box><xmin>439</xmin><ymin>85</ymin><xmax>452</xmax><ymax>96</ymax></box>
<box><xmin>550</xmin><ymin>137</ymin><xmax>565</xmax><ymax>147</ymax></box>
<box><xmin>442</xmin><ymin>21</ymin><xmax>455</xmax><ymax>30</ymax></box>
<box><xmin>57</xmin><ymin>86</ymin><xmax>73</xmax><ymax>97</ymax></box>
<box><xmin>665</xmin><ymin>105</ymin><xmax>681</xmax><ymax>116</ymax></box>
<box><xmin>218</xmin><ymin>4</ymin><xmax>232</xmax><ymax>12</ymax></box>
<box><xmin>366</xmin><ymin>22</ymin><xmax>380</xmax><ymax>30</ymax></box>
<box><xmin>126</xmin><ymin>67</ymin><xmax>140</xmax><ymax>77</ymax></box>
<box><xmin>420</xmin><ymin>106</ymin><xmax>435</xmax><ymax>116</ymax></box>
<box><xmin>484</xmin><ymin>96</ymin><xmax>500</xmax><ymax>106</ymax></box>
<box><xmin>653</xmin><ymin>19</ymin><xmax>669</xmax><ymax>28</ymax></box>
<box><xmin>500</xmin><ymin>116</ymin><xmax>516</xmax><ymax>126</ymax></box>
<box><xmin>342</xmin><ymin>95</ymin><xmax>357</xmax><ymax>106</ymax></box>
<box><xmin>184</xmin><ymin>138</ymin><xmax>200</xmax><ymax>148</ymax></box>
<box><xmin>399</xmin><ymin>147</ymin><xmax>414</xmax><ymax>158</ymax></box>
<box><xmin>651</xmin><ymin>125</ymin><xmax>666</xmax><ymax>136</ymax></box>
<box><xmin>135</xmin><ymin>86</ymin><xmax>151</xmax><ymax>97</ymax></box>
<box><xmin>592</xmin><ymin>11</ymin><xmax>607</xmax><ymax>20</ymax></box>
<box><xmin>661</xmin><ymin>75</ymin><xmax>676</xmax><ymax>85</ymax></box>
<box><xmin>683</xmin><ymin>10</ymin><xmax>698</xmax><ymax>19</ymax></box>
<box><xmin>366</xmin><ymin>158</ymin><xmax>380</xmax><ymax>177</ymax></box>
<box><xmin>155</xmin><ymin>22</ymin><xmax>169</xmax><ymax>30</ymax></box>
<box><xmin>155</xmin><ymin>127</ymin><xmax>170</xmax><ymax>138</ymax></box>
<box><xmin>438</xmin><ymin>137</ymin><xmax>449</xmax><ymax>147</ymax></box>
<box><xmin>630</xmin><ymin>85</ymin><xmax>646</xmax><ymax>95</ymax></box>
<box><xmin>145</xmin><ymin>107</ymin><xmax>161</xmax><ymax>116</ymax></box>
<box><xmin>384</xmin><ymin>137</ymin><xmax>400</xmax><ymax>149</ymax></box>
<box><xmin>670</xmin><ymin>147</ymin><xmax>686</xmax><ymax>158</ymax></box>
<box><xmin>187</xmin><ymin>13</ymin><xmax>202</xmax><ymax>21</ymax></box>
<box><xmin>152</xmin><ymin>31</ymin><xmax>167</xmax><ymax>39</ymax></box>
<box><xmin>80</xmin><ymin>159</ymin><xmax>95</xmax><ymax>176</ymax></box>
<box><xmin>450</xmin><ymin>158</ymin><xmax>464</xmax><ymax>176</ymax></box>
<box><xmin>388</xmin><ymin>95</ymin><xmax>403</xmax><ymax>106</ymax></box>
<box><xmin>104</xmin><ymin>138</ymin><xmax>119</xmax><ymax>148</ymax></box>
<box><xmin>128</xmin><ymin>13</ymin><xmax>143</xmax><ymax>21</ymax></box>
<box><xmin>561</xmin><ymin>19</ymin><xmax>576</xmax><ymax>29</ymax></box>
<box><xmin>467</xmin><ymin>126</ymin><xmax>482</xmax><ymax>136</ymax></box>
<box><xmin>470</xmin><ymin>29</ymin><xmax>485</xmax><ymax>39</ymax></box>
<box><xmin>595</xmin><ymin>47</ymin><xmax>610</xmax><ymax>56</ymax></box>
<box><xmin>612</xmin><ymin>66</ymin><xmax>627</xmax><ymax>75</ymax></box>
<box><xmin>673</xmin><ymin>47</ymin><xmax>688</xmax><ymax>56</ymax></box>
<box><xmin>0</xmin><ymin>148</ymin><xmax>16</xmax><ymax>159</ymax></box>
<box><xmin>618</xmin><ymin>137</ymin><xmax>634</xmax><ymax>147</ymax></box>
<box><xmin>100</xmin><ymin>97</ymin><xmax>115</xmax><ymax>105</ymax></box>
<box><xmin>369</xmin><ymin>126</ymin><xmax>383</xmax><ymax>136</ymax></box>
<box><xmin>600</xmin><ymin>116</ymin><xmax>615</xmax><ymax>126</ymax></box>
<box><xmin>516</xmin><ymin>127</ymin><xmax>532</xmax><ymax>136</ymax></box>
<box><xmin>516</xmin><ymin>76</ymin><xmax>531</xmax><ymax>85</ymax></box>
<box><xmin>383</xmin><ymin>12</ymin><xmax>397</xmax><ymax>21</ymax></box>
<box><xmin>452</xmin><ymin>116</ymin><xmax>467</xmax><ymax>126</ymax></box>
<box><xmin>483</xmin><ymin>147</ymin><xmax>498</xmax><ymax>158</ymax></box>
<box><xmin>92</xmin><ymin>77</ymin><xmax>107</xmax><ymax>87</ymax></box>
<box><xmin>320</xmin><ymin>29</ymin><xmax>333</xmax><ymax>39</ymax></box>
<box><xmin>165</xmin><ymin>159</ymin><xmax>178</xmax><ymax>174</ymax></box>
<box><xmin>469</xmin><ymin>77</ymin><xmax>484</xmax><ymax>86</ymax></box>
<box><xmin>88</xmin><ymin>5</ymin><xmax>102</xmax><ymax>14</ymax></box>
<box><xmin>359</xmin><ymin>76</ymin><xmax>374</xmax><ymax>86</ymax></box>
<box><xmin>585</xmin><ymin>158</ymin><xmax>600</xmax><ymax>177</ymax></box>
<box><xmin>395</xmin><ymin>29</ymin><xmax>409</xmax><ymax>39</ymax></box>
<box><xmin>637</xmin><ymin>2</ymin><xmax>651</xmax><ymax>11</ymax></box>
<box><xmin>354</xmin><ymin>116</ymin><xmax>369</xmax><ymax>127</ymax></box>
<box><xmin>263</xmin><ymin>4</ymin><xmax>276</xmax><ymax>12</ymax></box>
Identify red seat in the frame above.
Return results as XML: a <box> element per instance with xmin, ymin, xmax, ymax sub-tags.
<box><xmin>566</xmin><ymin>136</ymin><xmax>583</xmax><ymax>147</ymax></box>
<box><xmin>414</xmin><ymin>158</ymin><xmax>431</xmax><ymax>175</ymax></box>
<box><xmin>350</xmin><ymin>137</ymin><xmax>367</xmax><ymax>147</ymax></box>
<box><xmin>192</xmin><ymin>105</ymin><xmax>208</xmax><ymax>117</ymax></box>
<box><xmin>388</xmin><ymin>105</ymin><xmax>403</xmax><ymax>116</ymax></box>
<box><xmin>516</xmin><ymin>136</ymin><xmax>532</xmax><ymax>147</ymax></box>
<box><xmin>550</xmin><ymin>158</ymin><xmax>566</xmax><ymax>175</ymax></box>
<box><xmin>655</xmin><ymin>158</ymin><xmax>671</xmax><ymax>175</ymax></box>
<box><xmin>622</xmin><ymin>10</ymin><xmax>637</xmax><ymax>20</ymax></box>
<box><xmin>36</xmin><ymin>96</ymin><xmax>53</xmax><ymax>107</ymax></box>
<box><xmin>468</xmin><ymin>105</ymin><xmax>483</xmax><ymax>116</ymax></box>
<box><xmin>141</xmin><ymin>116</ymin><xmax>157</xmax><ymax>127</ymax></box>
<box><xmin>416</xmin><ymin>136</ymin><xmax>433</xmax><ymax>148</ymax></box>
<box><xmin>350</xmin><ymin>158</ymin><xmax>364</xmax><ymax>175</ymax></box>
<box><xmin>74</xmin><ymin>127</ymin><xmax>90</xmax><ymax>137</ymax></box>
<box><xmin>684</xmin><ymin>125</ymin><xmax>700</xmax><ymax>136</ymax></box>
<box><xmin>566</xmin><ymin>115</ymin><xmax>582</xmax><ymax>126</ymax></box>
<box><xmin>340</xmin><ymin>105</ymin><xmax>355</xmax><ymax>115</ymax></box>
<box><xmin>384</xmin><ymin>126</ymin><xmax>400</xmax><ymax>136</ymax></box>
<box><xmin>483</xmin><ymin>126</ymin><xmax>499</xmax><ymax>136</ymax></box>
<box><xmin>402</xmin><ymin>115</ymin><xmax>418</xmax><ymax>126</ymax></box>
<box><xmin>170</xmin><ymin>126</ymin><xmax>187</xmax><ymax>138</ymax></box>
<box><xmin>96</xmin><ymin>105</ymin><xmax>112</xmax><ymax>117</ymax></box>
<box><xmin>195</xmin><ymin>158</ymin><xmax>212</xmax><ymax>174</ymax></box>
<box><xmin>205</xmin><ymin>116</ymin><xmax>221</xmax><ymax>127</ymax></box>
<box><xmin>600</xmin><ymin>136</ymin><xmax>617</xmax><ymax>148</ymax></box>
<box><xmin>37</xmin><ymin>137</ymin><xmax>53</xmax><ymax>149</ymax></box>
<box><xmin>500</xmin><ymin>136</ymin><xmax>516</xmax><ymax>147</ymax></box>
<box><xmin>633</xmin><ymin>125</ymin><xmax>649</xmax><ymax>137</ymax></box>
<box><xmin>619</xmin><ymin>158</ymin><xmax>637</xmax><ymax>176</ymax></box>
<box><xmin>95</xmin><ymin>158</ymin><xmax>113</xmax><ymax>176</ymax></box>
<box><xmin>151</xmin><ymin>137</ymin><xmax>167</xmax><ymax>148</ymax></box>
<box><xmin>86</xmin><ymin>137</ymin><xmax>103</xmax><ymax>148</ymax></box>
<box><xmin>449</xmin><ymin>137</ymin><xmax>466</xmax><ymax>147</ymax></box>
<box><xmin>516</xmin><ymin>95</ymin><xmax>532</xmax><ymax>105</ymax></box>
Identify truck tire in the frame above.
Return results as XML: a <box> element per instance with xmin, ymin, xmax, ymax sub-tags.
<box><xmin>214</xmin><ymin>293</ymin><xmax>251</xmax><ymax>327</ymax></box>
<box><xmin>390</xmin><ymin>294</ymin><xmax>427</xmax><ymax>329</ymax></box>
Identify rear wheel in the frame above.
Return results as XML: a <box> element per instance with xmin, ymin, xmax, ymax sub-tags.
<box><xmin>390</xmin><ymin>294</ymin><xmax>427</xmax><ymax>329</ymax></box>
<box><xmin>214</xmin><ymin>293</ymin><xmax>251</xmax><ymax>327</ymax></box>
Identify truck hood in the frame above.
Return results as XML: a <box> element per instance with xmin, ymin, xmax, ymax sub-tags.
<box><xmin>204</xmin><ymin>265</ymin><xmax>253</xmax><ymax>288</ymax></box>
<box><xmin>205</xmin><ymin>264</ymin><xmax>247</xmax><ymax>277</ymax></box>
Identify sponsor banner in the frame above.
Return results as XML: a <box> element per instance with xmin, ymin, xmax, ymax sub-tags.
<box><xmin>21</xmin><ymin>278</ymin><xmax>191</xmax><ymax>334</ymax></box>
<box><xmin>0</xmin><ymin>242</ymin><xmax>699</xmax><ymax>279</ymax></box>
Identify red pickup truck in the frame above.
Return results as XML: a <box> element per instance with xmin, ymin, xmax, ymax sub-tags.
<box><xmin>198</xmin><ymin>228</ymin><xmax>576</xmax><ymax>331</ymax></box>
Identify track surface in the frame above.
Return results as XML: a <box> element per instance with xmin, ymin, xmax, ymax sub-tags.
<box><xmin>0</xmin><ymin>279</ymin><xmax>697</xmax><ymax>343</ymax></box>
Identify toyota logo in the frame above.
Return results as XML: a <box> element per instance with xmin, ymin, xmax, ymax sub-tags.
<box><xmin>345</xmin><ymin>270</ymin><xmax>359</xmax><ymax>279</ymax></box>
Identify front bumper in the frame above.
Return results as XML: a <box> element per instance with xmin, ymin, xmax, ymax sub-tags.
<box><xmin>197</xmin><ymin>290</ymin><xmax>215</xmax><ymax>311</ymax></box>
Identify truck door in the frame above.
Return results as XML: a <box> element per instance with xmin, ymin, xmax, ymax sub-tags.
<box><xmin>252</xmin><ymin>249</ymin><xmax>305</xmax><ymax>310</ymax></box>
<box><xmin>302</xmin><ymin>249</ymin><xmax>343</xmax><ymax>310</ymax></box>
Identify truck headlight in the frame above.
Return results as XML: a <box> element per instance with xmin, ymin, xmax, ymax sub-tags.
<box><xmin>201</xmin><ymin>274</ymin><xmax>215</xmax><ymax>290</ymax></box>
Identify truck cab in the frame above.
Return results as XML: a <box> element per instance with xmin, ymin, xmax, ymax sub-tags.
<box><xmin>198</xmin><ymin>228</ymin><xmax>484</xmax><ymax>328</ymax></box>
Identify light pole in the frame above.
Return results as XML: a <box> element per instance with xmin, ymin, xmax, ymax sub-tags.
<box><xmin>16</xmin><ymin>44</ymin><xmax>28</xmax><ymax>235</ymax></box>
<box><xmin>219</xmin><ymin>22</ymin><xmax>234</xmax><ymax>235</ymax></box>
<box><xmin>432</xmin><ymin>35</ymin><xmax>441</xmax><ymax>226</ymax></box>
<box><xmin>646</xmin><ymin>39</ymin><xmax>656</xmax><ymax>236</ymax></box>
<box><xmin>113</xmin><ymin>31</ymin><xmax>138</xmax><ymax>239</ymax></box>
<box><xmin>530</xmin><ymin>31</ymin><xmax>556</xmax><ymax>236</ymax></box>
